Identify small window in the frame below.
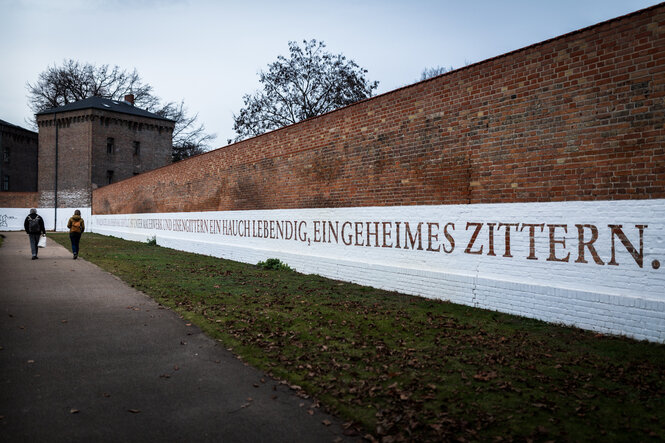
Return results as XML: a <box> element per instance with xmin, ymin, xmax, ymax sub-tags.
<box><xmin>3</xmin><ymin>147</ymin><xmax>9</xmax><ymax>163</ymax></box>
<box><xmin>107</xmin><ymin>137</ymin><xmax>115</xmax><ymax>154</ymax></box>
<box><xmin>106</xmin><ymin>170</ymin><xmax>114</xmax><ymax>185</ymax></box>
<box><xmin>133</xmin><ymin>141</ymin><xmax>140</xmax><ymax>156</ymax></box>
<box><xmin>2</xmin><ymin>175</ymin><xmax>9</xmax><ymax>191</ymax></box>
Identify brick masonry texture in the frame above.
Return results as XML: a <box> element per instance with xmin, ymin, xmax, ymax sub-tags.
<box><xmin>0</xmin><ymin>192</ymin><xmax>39</xmax><ymax>208</ymax></box>
<box><xmin>38</xmin><ymin>109</ymin><xmax>173</xmax><ymax>209</ymax></box>
<box><xmin>0</xmin><ymin>122</ymin><xmax>38</xmax><ymax>192</ymax></box>
<box><xmin>94</xmin><ymin>5</ymin><xmax>665</xmax><ymax>215</ymax></box>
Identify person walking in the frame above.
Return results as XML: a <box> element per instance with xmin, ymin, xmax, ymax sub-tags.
<box><xmin>24</xmin><ymin>208</ymin><xmax>46</xmax><ymax>260</ymax></box>
<box><xmin>67</xmin><ymin>210</ymin><xmax>85</xmax><ymax>259</ymax></box>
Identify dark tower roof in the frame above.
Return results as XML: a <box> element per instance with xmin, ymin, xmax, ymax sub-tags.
<box><xmin>0</xmin><ymin>119</ymin><xmax>38</xmax><ymax>134</ymax></box>
<box><xmin>36</xmin><ymin>96</ymin><xmax>174</xmax><ymax>122</ymax></box>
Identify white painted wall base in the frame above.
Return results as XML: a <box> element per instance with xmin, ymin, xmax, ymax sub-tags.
<box><xmin>90</xmin><ymin>200</ymin><xmax>665</xmax><ymax>343</ymax></box>
<box><xmin>0</xmin><ymin>207</ymin><xmax>92</xmax><ymax>232</ymax></box>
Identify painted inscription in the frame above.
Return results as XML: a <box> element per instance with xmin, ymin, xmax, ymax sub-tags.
<box><xmin>95</xmin><ymin>217</ymin><xmax>658</xmax><ymax>270</ymax></box>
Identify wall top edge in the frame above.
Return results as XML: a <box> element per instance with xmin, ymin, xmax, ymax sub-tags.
<box><xmin>90</xmin><ymin>198</ymin><xmax>665</xmax><ymax>217</ymax></box>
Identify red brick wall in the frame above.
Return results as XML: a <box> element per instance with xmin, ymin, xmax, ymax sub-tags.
<box><xmin>0</xmin><ymin>192</ymin><xmax>39</xmax><ymax>208</ymax></box>
<box><xmin>93</xmin><ymin>4</ymin><xmax>665</xmax><ymax>215</ymax></box>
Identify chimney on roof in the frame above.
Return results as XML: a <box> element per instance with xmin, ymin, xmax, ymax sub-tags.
<box><xmin>124</xmin><ymin>94</ymin><xmax>135</xmax><ymax>106</ymax></box>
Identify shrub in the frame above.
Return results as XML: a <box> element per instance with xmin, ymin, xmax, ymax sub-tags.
<box><xmin>257</xmin><ymin>258</ymin><xmax>292</xmax><ymax>271</ymax></box>
<box><xmin>146</xmin><ymin>236</ymin><xmax>157</xmax><ymax>246</ymax></box>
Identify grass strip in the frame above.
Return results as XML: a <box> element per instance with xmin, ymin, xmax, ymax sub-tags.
<box><xmin>51</xmin><ymin>233</ymin><xmax>665</xmax><ymax>441</ymax></box>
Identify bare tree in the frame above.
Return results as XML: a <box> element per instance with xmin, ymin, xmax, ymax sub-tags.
<box><xmin>420</xmin><ymin>66</ymin><xmax>452</xmax><ymax>81</ymax></box>
<box><xmin>158</xmin><ymin>101</ymin><xmax>215</xmax><ymax>161</ymax></box>
<box><xmin>27</xmin><ymin>60</ymin><xmax>156</xmax><ymax>110</ymax></box>
<box><xmin>232</xmin><ymin>39</ymin><xmax>378</xmax><ymax>142</ymax></box>
<box><xmin>27</xmin><ymin>60</ymin><xmax>215</xmax><ymax>161</ymax></box>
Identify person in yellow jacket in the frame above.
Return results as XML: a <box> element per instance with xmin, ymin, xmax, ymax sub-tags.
<box><xmin>67</xmin><ymin>210</ymin><xmax>85</xmax><ymax>259</ymax></box>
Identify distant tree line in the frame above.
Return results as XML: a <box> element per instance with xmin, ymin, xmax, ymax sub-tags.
<box><xmin>420</xmin><ymin>65</ymin><xmax>452</xmax><ymax>81</ymax></box>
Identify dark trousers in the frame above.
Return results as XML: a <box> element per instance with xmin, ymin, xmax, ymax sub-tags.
<box><xmin>70</xmin><ymin>232</ymin><xmax>82</xmax><ymax>255</ymax></box>
<box><xmin>28</xmin><ymin>233</ymin><xmax>40</xmax><ymax>257</ymax></box>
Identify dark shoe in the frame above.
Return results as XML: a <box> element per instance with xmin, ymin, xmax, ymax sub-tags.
<box><xmin>73</xmin><ymin>253</ymin><xmax>78</xmax><ymax>260</ymax></box>
<box><xmin>32</xmin><ymin>256</ymin><xmax>37</xmax><ymax>260</ymax></box>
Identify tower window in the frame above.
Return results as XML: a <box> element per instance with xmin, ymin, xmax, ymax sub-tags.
<box><xmin>107</xmin><ymin>137</ymin><xmax>115</xmax><ymax>154</ymax></box>
<box><xmin>133</xmin><ymin>141</ymin><xmax>140</xmax><ymax>156</ymax></box>
<box><xmin>2</xmin><ymin>175</ymin><xmax>9</xmax><ymax>191</ymax></box>
<box><xmin>106</xmin><ymin>170</ymin><xmax>114</xmax><ymax>185</ymax></box>
<box><xmin>2</xmin><ymin>147</ymin><xmax>9</xmax><ymax>163</ymax></box>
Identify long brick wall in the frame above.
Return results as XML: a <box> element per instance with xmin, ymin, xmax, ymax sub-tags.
<box><xmin>88</xmin><ymin>5</ymin><xmax>665</xmax><ymax>342</ymax></box>
<box><xmin>94</xmin><ymin>4</ymin><xmax>665</xmax><ymax>214</ymax></box>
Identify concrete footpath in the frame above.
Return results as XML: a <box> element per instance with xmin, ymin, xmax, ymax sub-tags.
<box><xmin>0</xmin><ymin>232</ymin><xmax>357</xmax><ymax>442</ymax></box>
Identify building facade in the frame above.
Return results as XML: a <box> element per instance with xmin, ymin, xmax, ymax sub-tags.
<box><xmin>0</xmin><ymin>119</ymin><xmax>38</xmax><ymax>192</ymax></box>
<box><xmin>36</xmin><ymin>95</ymin><xmax>174</xmax><ymax>209</ymax></box>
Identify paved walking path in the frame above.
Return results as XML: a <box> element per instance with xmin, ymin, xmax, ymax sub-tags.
<box><xmin>0</xmin><ymin>232</ymin><xmax>355</xmax><ymax>442</ymax></box>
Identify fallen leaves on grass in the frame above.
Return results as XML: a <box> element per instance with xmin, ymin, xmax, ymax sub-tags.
<box><xmin>47</xmin><ymin>233</ymin><xmax>665</xmax><ymax>442</ymax></box>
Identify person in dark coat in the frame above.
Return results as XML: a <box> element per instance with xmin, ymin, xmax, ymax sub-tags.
<box><xmin>24</xmin><ymin>208</ymin><xmax>46</xmax><ymax>260</ymax></box>
<box><xmin>66</xmin><ymin>210</ymin><xmax>85</xmax><ymax>259</ymax></box>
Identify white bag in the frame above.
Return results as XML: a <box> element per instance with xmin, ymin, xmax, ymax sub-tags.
<box><xmin>38</xmin><ymin>235</ymin><xmax>46</xmax><ymax>248</ymax></box>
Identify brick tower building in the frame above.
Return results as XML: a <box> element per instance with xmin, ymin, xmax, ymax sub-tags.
<box><xmin>0</xmin><ymin>119</ymin><xmax>38</xmax><ymax>192</ymax></box>
<box><xmin>36</xmin><ymin>95</ymin><xmax>175</xmax><ymax>211</ymax></box>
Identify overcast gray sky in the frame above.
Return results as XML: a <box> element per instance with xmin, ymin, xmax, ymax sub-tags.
<box><xmin>1</xmin><ymin>0</ymin><xmax>660</xmax><ymax>147</ymax></box>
